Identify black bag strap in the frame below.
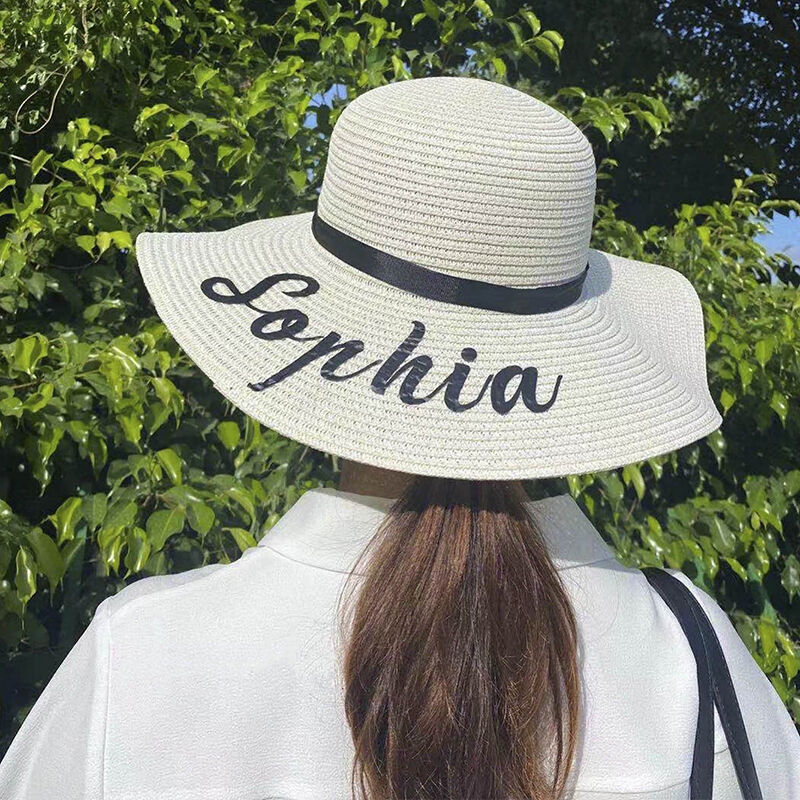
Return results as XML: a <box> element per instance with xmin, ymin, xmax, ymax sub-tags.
<box><xmin>642</xmin><ymin>567</ymin><xmax>763</xmax><ymax>800</ymax></box>
<box><xmin>643</xmin><ymin>567</ymin><xmax>715</xmax><ymax>798</ymax></box>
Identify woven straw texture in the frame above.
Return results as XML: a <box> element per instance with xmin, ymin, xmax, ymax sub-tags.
<box><xmin>136</xmin><ymin>77</ymin><xmax>721</xmax><ymax>479</ymax></box>
<box><xmin>318</xmin><ymin>78</ymin><xmax>595</xmax><ymax>286</ymax></box>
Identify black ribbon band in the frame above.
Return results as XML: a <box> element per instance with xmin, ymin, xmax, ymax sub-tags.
<box><xmin>311</xmin><ymin>211</ymin><xmax>589</xmax><ymax>315</ymax></box>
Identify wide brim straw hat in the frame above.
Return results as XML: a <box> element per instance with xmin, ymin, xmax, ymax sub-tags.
<box><xmin>136</xmin><ymin>76</ymin><xmax>721</xmax><ymax>480</ymax></box>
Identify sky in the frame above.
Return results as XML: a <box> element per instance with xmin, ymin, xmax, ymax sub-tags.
<box><xmin>757</xmin><ymin>211</ymin><xmax>800</xmax><ymax>263</ymax></box>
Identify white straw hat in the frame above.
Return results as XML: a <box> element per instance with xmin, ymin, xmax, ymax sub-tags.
<box><xmin>136</xmin><ymin>76</ymin><xmax>721</xmax><ymax>480</ymax></box>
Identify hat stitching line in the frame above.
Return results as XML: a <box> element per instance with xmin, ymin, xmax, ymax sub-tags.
<box><xmin>338</xmin><ymin>103</ymin><xmax>593</xmax><ymax>154</ymax></box>
<box><xmin>319</xmin><ymin>184</ymin><xmax>595</xmax><ymax>242</ymax></box>
<box><xmin>326</xmin><ymin>129</ymin><xmax>597</xmax><ymax>179</ymax></box>
<box><xmin>350</xmin><ymin>83</ymin><xmax>578</xmax><ymax>132</ymax></box>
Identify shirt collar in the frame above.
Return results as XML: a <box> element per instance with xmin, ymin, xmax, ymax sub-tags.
<box><xmin>260</xmin><ymin>487</ymin><xmax>616</xmax><ymax>575</ymax></box>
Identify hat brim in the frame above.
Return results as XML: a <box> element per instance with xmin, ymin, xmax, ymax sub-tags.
<box><xmin>135</xmin><ymin>212</ymin><xmax>721</xmax><ymax>480</ymax></box>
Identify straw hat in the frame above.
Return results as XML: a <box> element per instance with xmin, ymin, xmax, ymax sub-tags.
<box><xmin>135</xmin><ymin>76</ymin><xmax>721</xmax><ymax>480</ymax></box>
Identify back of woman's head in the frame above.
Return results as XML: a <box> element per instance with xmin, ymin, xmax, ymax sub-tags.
<box><xmin>342</xmin><ymin>477</ymin><xmax>580</xmax><ymax>800</ymax></box>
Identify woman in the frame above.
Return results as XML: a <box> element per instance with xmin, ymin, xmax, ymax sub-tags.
<box><xmin>1</xmin><ymin>77</ymin><xmax>798</xmax><ymax>799</ymax></box>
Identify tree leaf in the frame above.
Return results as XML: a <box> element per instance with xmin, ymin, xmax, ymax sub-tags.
<box><xmin>71</xmin><ymin>190</ymin><xmax>96</xmax><ymax>210</ymax></box>
<box><xmin>125</xmin><ymin>527</ymin><xmax>151</xmax><ymax>573</ymax></box>
<box><xmin>193</xmin><ymin>64</ymin><xmax>218</xmax><ymax>89</ymax></box>
<box><xmin>187</xmin><ymin>502</ymin><xmax>215</xmax><ymax>535</ymax></box>
<box><xmin>622</xmin><ymin>463</ymin><xmax>646</xmax><ymax>500</ymax></box>
<box><xmin>530</xmin><ymin>35</ymin><xmax>560</xmax><ymax>64</ymax></box>
<box><xmin>782</xmin><ymin>555</ymin><xmax>800</xmax><ymax>601</ymax></box>
<box><xmin>156</xmin><ymin>448</ymin><xmax>183</xmax><ymax>485</ymax></box>
<box><xmin>105</xmin><ymin>500</ymin><xmax>137</xmax><ymax>529</ymax></box>
<box><xmin>770</xmin><ymin>391</ymin><xmax>788</xmax><ymax>425</ymax></box>
<box><xmin>472</xmin><ymin>0</ymin><xmax>493</xmax><ymax>18</ymax></box>
<box><xmin>720</xmin><ymin>387</ymin><xmax>736</xmax><ymax>412</ymax></box>
<box><xmin>82</xmin><ymin>494</ymin><xmax>108</xmax><ymax>531</ymax></box>
<box><xmin>14</xmin><ymin>547</ymin><xmax>37</xmax><ymax>606</ymax></box>
<box><xmin>136</xmin><ymin>103</ymin><xmax>170</xmax><ymax>125</ymax></box>
<box><xmin>11</xmin><ymin>334</ymin><xmax>48</xmax><ymax>375</ymax></box>
<box><xmin>520</xmin><ymin>9</ymin><xmax>541</xmax><ymax>34</ymax></box>
<box><xmin>49</xmin><ymin>496</ymin><xmax>83</xmax><ymax>544</ymax></box>
<box><xmin>25</xmin><ymin>528</ymin><xmax>64</xmax><ymax>593</ymax></box>
<box><xmin>754</xmin><ymin>338</ymin><xmax>773</xmax><ymax>367</ymax></box>
<box><xmin>146</xmin><ymin>507</ymin><xmax>186</xmax><ymax>551</ymax></box>
<box><xmin>216</xmin><ymin>421</ymin><xmax>241</xmax><ymax>451</ymax></box>
<box><xmin>758</xmin><ymin>620</ymin><xmax>776</xmax><ymax>657</ymax></box>
<box><xmin>709</xmin><ymin>517</ymin><xmax>737</xmax><ymax>555</ymax></box>
<box><xmin>30</xmin><ymin>151</ymin><xmax>52</xmax><ymax>178</ymax></box>
<box><xmin>226</xmin><ymin>485</ymin><xmax>255</xmax><ymax>520</ymax></box>
<box><xmin>225</xmin><ymin>527</ymin><xmax>257</xmax><ymax>553</ymax></box>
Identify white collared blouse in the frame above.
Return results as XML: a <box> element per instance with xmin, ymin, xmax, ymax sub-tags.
<box><xmin>1</xmin><ymin>489</ymin><xmax>798</xmax><ymax>799</ymax></box>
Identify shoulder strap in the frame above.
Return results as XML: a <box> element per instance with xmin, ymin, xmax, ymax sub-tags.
<box><xmin>642</xmin><ymin>567</ymin><xmax>763</xmax><ymax>800</ymax></box>
<box><xmin>643</xmin><ymin>567</ymin><xmax>715</xmax><ymax>798</ymax></box>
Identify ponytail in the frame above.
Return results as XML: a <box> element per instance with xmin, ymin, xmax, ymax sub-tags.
<box><xmin>342</xmin><ymin>478</ymin><xmax>580</xmax><ymax>800</ymax></box>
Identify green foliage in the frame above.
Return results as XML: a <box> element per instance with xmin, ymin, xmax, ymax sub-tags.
<box><xmin>582</xmin><ymin>174</ymin><xmax>800</xmax><ymax>718</ymax></box>
<box><xmin>0</xmin><ymin>0</ymin><xmax>798</xmax><ymax>752</ymax></box>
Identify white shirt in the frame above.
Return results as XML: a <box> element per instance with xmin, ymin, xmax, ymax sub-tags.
<box><xmin>1</xmin><ymin>489</ymin><xmax>798</xmax><ymax>800</ymax></box>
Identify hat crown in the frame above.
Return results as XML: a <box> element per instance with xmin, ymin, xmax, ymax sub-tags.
<box><xmin>317</xmin><ymin>77</ymin><xmax>596</xmax><ymax>288</ymax></box>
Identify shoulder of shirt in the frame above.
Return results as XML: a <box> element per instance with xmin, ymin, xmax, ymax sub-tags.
<box><xmin>661</xmin><ymin>568</ymin><xmax>732</xmax><ymax>627</ymax></box>
<box><xmin>96</xmin><ymin>545</ymin><xmax>276</xmax><ymax>624</ymax></box>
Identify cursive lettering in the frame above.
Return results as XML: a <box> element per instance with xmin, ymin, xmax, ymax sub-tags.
<box><xmin>200</xmin><ymin>274</ymin><xmax>562</xmax><ymax>415</ymax></box>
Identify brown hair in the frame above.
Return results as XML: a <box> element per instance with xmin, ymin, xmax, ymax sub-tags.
<box><xmin>342</xmin><ymin>477</ymin><xmax>580</xmax><ymax>800</ymax></box>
